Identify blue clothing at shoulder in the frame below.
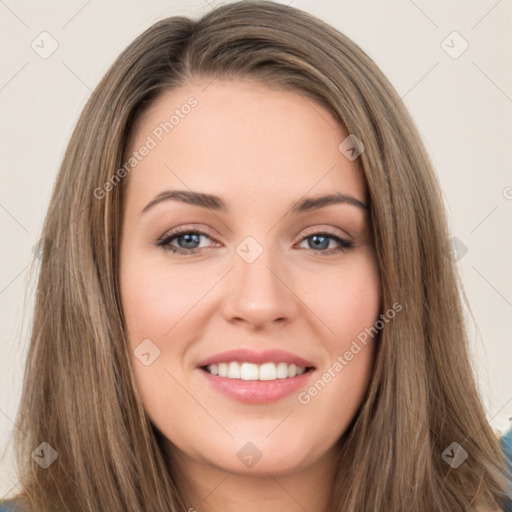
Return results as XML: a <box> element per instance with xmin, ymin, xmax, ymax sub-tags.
<box><xmin>1</xmin><ymin>429</ymin><xmax>512</xmax><ymax>511</ymax></box>
<box><xmin>502</xmin><ymin>427</ymin><xmax>512</xmax><ymax>511</ymax></box>
<box><xmin>0</xmin><ymin>503</ymin><xmax>17</xmax><ymax>512</ymax></box>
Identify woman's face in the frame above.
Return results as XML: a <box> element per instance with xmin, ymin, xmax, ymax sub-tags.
<box><xmin>119</xmin><ymin>78</ymin><xmax>381</xmax><ymax>478</ymax></box>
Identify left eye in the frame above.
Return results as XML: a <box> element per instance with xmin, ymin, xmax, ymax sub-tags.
<box><xmin>157</xmin><ymin>229</ymin><xmax>354</xmax><ymax>256</ymax></box>
<box><xmin>158</xmin><ymin>231</ymin><xmax>214</xmax><ymax>254</ymax></box>
<box><xmin>297</xmin><ymin>232</ymin><xmax>353</xmax><ymax>254</ymax></box>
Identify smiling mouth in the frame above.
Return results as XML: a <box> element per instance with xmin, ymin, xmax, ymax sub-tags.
<box><xmin>200</xmin><ymin>361</ymin><xmax>315</xmax><ymax>381</ymax></box>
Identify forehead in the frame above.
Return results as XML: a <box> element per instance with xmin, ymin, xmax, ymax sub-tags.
<box><xmin>124</xmin><ymin>78</ymin><xmax>366</xmax><ymax>208</ymax></box>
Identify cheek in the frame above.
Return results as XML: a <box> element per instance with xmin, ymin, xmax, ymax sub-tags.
<box><xmin>301</xmin><ymin>254</ymin><xmax>380</xmax><ymax>414</ymax></box>
<box><xmin>119</xmin><ymin>246</ymin><xmax>217</xmax><ymax>404</ymax></box>
<box><xmin>120</xmin><ymin>254</ymin><xmax>193</xmax><ymax>423</ymax></box>
<box><xmin>120</xmin><ymin>250</ymin><xmax>195</xmax><ymax>343</ymax></box>
<box><xmin>310</xmin><ymin>253</ymin><xmax>381</xmax><ymax>349</ymax></box>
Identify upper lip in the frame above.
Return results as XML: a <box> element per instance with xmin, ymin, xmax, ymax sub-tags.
<box><xmin>196</xmin><ymin>348</ymin><xmax>316</xmax><ymax>369</ymax></box>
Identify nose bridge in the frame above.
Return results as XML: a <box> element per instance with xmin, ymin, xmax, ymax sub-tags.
<box><xmin>222</xmin><ymin>233</ymin><xmax>296</xmax><ymax>327</ymax></box>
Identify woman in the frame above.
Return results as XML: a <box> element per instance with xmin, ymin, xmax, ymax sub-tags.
<box><xmin>2</xmin><ymin>1</ymin><xmax>511</xmax><ymax>510</ymax></box>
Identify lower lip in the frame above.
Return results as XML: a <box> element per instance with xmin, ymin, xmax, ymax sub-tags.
<box><xmin>198</xmin><ymin>367</ymin><xmax>316</xmax><ymax>404</ymax></box>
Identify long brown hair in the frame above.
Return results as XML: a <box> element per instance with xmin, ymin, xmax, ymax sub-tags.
<box><xmin>5</xmin><ymin>1</ymin><xmax>511</xmax><ymax>510</ymax></box>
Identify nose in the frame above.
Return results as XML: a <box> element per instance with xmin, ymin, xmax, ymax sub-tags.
<box><xmin>220</xmin><ymin>242</ymin><xmax>298</xmax><ymax>330</ymax></box>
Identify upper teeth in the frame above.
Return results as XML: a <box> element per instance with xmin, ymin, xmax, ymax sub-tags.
<box><xmin>206</xmin><ymin>362</ymin><xmax>307</xmax><ymax>380</ymax></box>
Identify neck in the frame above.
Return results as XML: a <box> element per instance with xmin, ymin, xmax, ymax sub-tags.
<box><xmin>168</xmin><ymin>443</ymin><xmax>339</xmax><ymax>512</ymax></box>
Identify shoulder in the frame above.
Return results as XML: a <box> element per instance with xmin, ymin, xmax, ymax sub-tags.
<box><xmin>499</xmin><ymin>427</ymin><xmax>512</xmax><ymax>512</ymax></box>
<box><xmin>0</xmin><ymin>502</ymin><xmax>18</xmax><ymax>512</ymax></box>
<box><xmin>501</xmin><ymin>427</ymin><xmax>512</xmax><ymax>466</ymax></box>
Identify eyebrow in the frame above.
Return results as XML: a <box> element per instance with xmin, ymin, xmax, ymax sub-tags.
<box><xmin>141</xmin><ymin>189</ymin><xmax>369</xmax><ymax>216</ymax></box>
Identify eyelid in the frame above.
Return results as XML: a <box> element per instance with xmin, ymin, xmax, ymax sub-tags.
<box><xmin>299</xmin><ymin>225</ymin><xmax>351</xmax><ymax>240</ymax></box>
<box><xmin>157</xmin><ymin>224</ymin><xmax>355</xmax><ymax>259</ymax></box>
<box><xmin>158</xmin><ymin>224</ymin><xmax>351</xmax><ymax>244</ymax></box>
<box><xmin>157</xmin><ymin>224</ymin><xmax>217</xmax><ymax>243</ymax></box>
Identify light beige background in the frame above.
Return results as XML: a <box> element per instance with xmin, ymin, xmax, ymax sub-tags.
<box><xmin>1</xmin><ymin>0</ymin><xmax>511</xmax><ymax>499</ymax></box>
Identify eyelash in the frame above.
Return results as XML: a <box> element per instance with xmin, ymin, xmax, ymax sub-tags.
<box><xmin>156</xmin><ymin>227</ymin><xmax>354</xmax><ymax>257</ymax></box>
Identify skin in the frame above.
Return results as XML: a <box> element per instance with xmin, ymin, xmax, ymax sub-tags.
<box><xmin>119</xmin><ymin>78</ymin><xmax>381</xmax><ymax>512</ymax></box>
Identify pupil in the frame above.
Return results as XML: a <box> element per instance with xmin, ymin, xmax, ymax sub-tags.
<box><xmin>180</xmin><ymin>233</ymin><xmax>199</xmax><ymax>249</ymax></box>
<box><xmin>176</xmin><ymin>234</ymin><xmax>330</xmax><ymax>251</ymax></box>
<box><xmin>311</xmin><ymin>234</ymin><xmax>328</xmax><ymax>250</ymax></box>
